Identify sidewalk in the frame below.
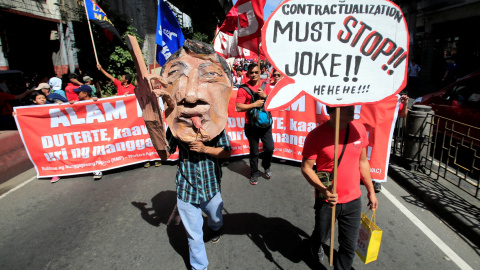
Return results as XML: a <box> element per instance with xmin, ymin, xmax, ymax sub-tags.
<box><xmin>388</xmin><ymin>156</ymin><xmax>480</xmax><ymax>247</ymax></box>
<box><xmin>0</xmin><ymin>130</ymin><xmax>33</xmax><ymax>185</ymax></box>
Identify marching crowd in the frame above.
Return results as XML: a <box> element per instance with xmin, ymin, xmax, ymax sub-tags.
<box><xmin>1</xmin><ymin>43</ymin><xmax>409</xmax><ymax>269</ymax></box>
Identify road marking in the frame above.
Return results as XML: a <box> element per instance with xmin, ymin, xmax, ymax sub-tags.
<box><xmin>382</xmin><ymin>187</ymin><xmax>473</xmax><ymax>270</ymax></box>
<box><xmin>0</xmin><ymin>176</ymin><xmax>37</xmax><ymax>200</ymax></box>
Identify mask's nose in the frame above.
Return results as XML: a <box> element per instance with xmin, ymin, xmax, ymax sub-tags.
<box><xmin>179</xmin><ymin>73</ymin><xmax>200</xmax><ymax>104</ymax></box>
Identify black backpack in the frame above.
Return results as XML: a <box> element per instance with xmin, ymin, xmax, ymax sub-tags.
<box><xmin>240</xmin><ymin>82</ymin><xmax>273</xmax><ymax>128</ymax></box>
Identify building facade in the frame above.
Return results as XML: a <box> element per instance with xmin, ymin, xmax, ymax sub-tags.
<box><xmin>0</xmin><ymin>0</ymin><xmax>81</xmax><ymax>75</ymax></box>
<box><xmin>404</xmin><ymin>0</ymin><xmax>480</xmax><ymax>93</ymax></box>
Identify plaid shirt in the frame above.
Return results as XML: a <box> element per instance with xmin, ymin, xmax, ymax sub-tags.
<box><xmin>167</xmin><ymin>129</ymin><xmax>231</xmax><ymax>204</ymax></box>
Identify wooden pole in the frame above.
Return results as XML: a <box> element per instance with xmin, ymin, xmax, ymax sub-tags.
<box><xmin>83</xmin><ymin>0</ymin><xmax>99</xmax><ymax>65</ymax></box>
<box><xmin>330</xmin><ymin>107</ymin><xmax>341</xmax><ymax>266</ymax></box>
<box><xmin>258</xmin><ymin>41</ymin><xmax>260</xmax><ymax>65</ymax></box>
<box><xmin>153</xmin><ymin>45</ymin><xmax>157</xmax><ymax>74</ymax></box>
<box><xmin>211</xmin><ymin>28</ymin><xmax>220</xmax><ymax>45</ymax></box>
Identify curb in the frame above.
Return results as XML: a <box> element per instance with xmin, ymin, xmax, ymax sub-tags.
<box><xmin>388</xmin><ymin>162</ymin><xmax>480</xmax><ymax>247</ymax></box>
<box><xmin>0</xmin><ymin>131</ymin><xmax>33</xmax><ymax>184</ymax></box>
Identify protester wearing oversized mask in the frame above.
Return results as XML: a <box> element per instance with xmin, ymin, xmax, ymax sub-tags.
<box><xmin>159</xmin><ymin>40</ymin><xmax>233</xmax><ymax>143</ymax></box>
<box><xmin>154</xmin><ymin>39</ymin><xmax>232</xmax><ymax>270</ymax></box>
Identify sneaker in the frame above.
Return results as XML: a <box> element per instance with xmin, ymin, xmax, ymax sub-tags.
<box><xmin>154</xmin><ymin>161</ymin><xmax>162</xmax><ymax>167</ymax></box>
<box><xmin>144</xmin><ymin>162</ymin><xmax>151</xmax><ymax>168</ymax></box>
<box><xmin>51</xmin><ymin>176</ymin><xmax>60</xmax><ymax>183</ymax></box>
<box><xmin>210</xmin><ymin>227</ymin><xmax>222</xmax><ymax>243</ymax></box>
<box><xmin>265</xmin><ymin>168</ymin><xmax>272</xmax><ymax>179</ymax></box>
<box><xmin>374</xmin><ymin>181</ymin><xmax>382</xmax><ymax>193</ymax></box>
<box><xmin>93</xmin><ymin>171</ymin><xmax>103</xmax><ymax>180</ymax></box>
<box><xmin>250</xmin><ymin>176</ymin><xmax>258</xmax><ymax>185</ymax></box>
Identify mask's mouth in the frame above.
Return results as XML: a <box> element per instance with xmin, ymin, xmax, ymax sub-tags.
<box><xmin>191</xmin><ymin>116</ymin><xmax>203</xmax><ymax>131</ymax></box>
<box><xmin>177</xmin><ymin>102</ymin><xmax>210</xmax><ymax>131</ymax></box>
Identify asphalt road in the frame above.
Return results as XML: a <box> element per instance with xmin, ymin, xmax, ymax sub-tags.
<box><xmin>1</xmin><ymin>157</ymin><xmax>479</xmax><ymax>270</ymax></box>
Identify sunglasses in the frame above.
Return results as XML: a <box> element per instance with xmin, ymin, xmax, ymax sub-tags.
<box><xmin>273</xmin><ymin>74</ymin><xmax>281</xmax><ymax>77</ymax></box>
<box><xmin>249</xmin><ymin>71</ymin><xmax>259</xmax><ymax>74</ymax></box>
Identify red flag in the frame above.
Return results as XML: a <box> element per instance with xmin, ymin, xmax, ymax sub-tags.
<box><xmin>213</xmin><ymin>27</ymin><xmax>242</xmax><ymax>59</ymax></box>
<box><xmin>219</xmin><ymin>0</ymin><xmax>267</xmax><ymax>53</ymax></box>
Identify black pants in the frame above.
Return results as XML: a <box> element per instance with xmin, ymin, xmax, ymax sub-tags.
<box><xmin>311</xmin><ymin>197</ymin><xmax>362</xmax><ymax>270</ymax></box>
<box><xmin>244</xmin><ymin>124</ymin><xmax>274</xmax><ymax>177</ymax></box>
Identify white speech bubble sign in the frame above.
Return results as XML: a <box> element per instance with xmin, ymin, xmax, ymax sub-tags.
<box><xmin>262</xmin><ymin>0</ymin><xmax>409</xmax><ymax>110</ymax></box>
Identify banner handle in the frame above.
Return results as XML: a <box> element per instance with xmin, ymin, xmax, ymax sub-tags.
<box><xmin>330</xmin><ymin>107</ymin><xmax>340</xmax><ymax>266</ymax></box>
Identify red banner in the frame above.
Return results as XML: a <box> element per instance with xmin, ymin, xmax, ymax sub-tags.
<box><xmin>15</xmin><ymin>93</ymin><xmax>399</xmax><ymax>181</ymax></box>
<box><xmin>14</xmin><ymin>96</ymin><xmax>173</xmax><ymax>178</ymax></box>
<box><xmin>227</xmin><ymin>90</ymin><xmax>400</xmax><ymax>182</ymax></box>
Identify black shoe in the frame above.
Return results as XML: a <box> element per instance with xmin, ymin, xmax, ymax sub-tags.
<box><xmin>374</xmin><ymin>181</ymin><xmax>382</xmax><ymax>193</ymax></box>
<box><xmin>250</xmin><ymin>176</ymin><xmax>258</xmax><ymax>185</ymax></box>
<box><xmin>210</xmin><ymin>227</ymin><xmax>222</xmax><ymax>243</ymax></box>
<box><xmin>310</xmin><ymin>244</ymin><xmax>324</xmax><ymax>263</ymax></box>
<box><xmin>265</xmin><ymin>168</ymin><xmax>272</xmax><ymax>179</ymax></box>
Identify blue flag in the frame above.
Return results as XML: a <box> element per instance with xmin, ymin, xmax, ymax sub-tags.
<box><xmin>84</xmin><ymin>0</ymin><xmax>121</xmax><ymax>42</ymax></box>
<box><xmin>156</xmin><ymin>0</ymin><xmax>185</xmax><ymax>66</ymax></box>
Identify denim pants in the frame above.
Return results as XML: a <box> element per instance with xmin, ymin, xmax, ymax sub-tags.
<box><xmin>244</xmin><ymin>124</ymin><xmax>274</xmax><ymax>177</ymax></box>
<box><xmin>176</xmin><ymin>192</ymin><xmax>223</xmax><ymax>270</ymax></box>
<box><xmin>311</xmin><ymin>197</ymin><xmax>361</xmax><ymax>270</ymax></box>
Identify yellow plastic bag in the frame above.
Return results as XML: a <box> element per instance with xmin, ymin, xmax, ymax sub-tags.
<box><xmin>355</xmin><ymin>210</ymin><xmax>382</xmax><ymax>264</ymax></box>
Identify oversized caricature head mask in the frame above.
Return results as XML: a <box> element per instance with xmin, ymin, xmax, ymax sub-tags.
<box><xmin>161</xmin><ymin>40</ymin><xmax>233</xmax><ymax>143</ymax></box>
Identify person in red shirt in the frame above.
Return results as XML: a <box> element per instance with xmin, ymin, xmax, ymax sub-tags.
<box><xmin>270</xmin><ymin>68</ymin><xmax>283</xmax><ymax>87</ymax></box>
<box><xmin>97</xmin><ymin>64</ymin><xmax>135</xmax><ymax>95</ymax></box>
<box><xmin>64</xmin><ymin>73</ymin><xmax>82</xmax><ymax>102</ymax></box>
<box><xmin>235</xmin><ymin>63</ymin><xmax>274</xmax><ymax>185</ymax></box>
<box><xmin>301</xmin><ymin>105</ymin><xmax>378</xmax><ymax>270</ymax></box>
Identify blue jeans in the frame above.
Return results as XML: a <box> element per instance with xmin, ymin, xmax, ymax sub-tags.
<box><xmin>176</xmin><ymin>192</ymin><xmax>223</xmax><ymax>270</ymax></box>
<box><xmin>311</xmin><ymin>197</ymin><xmax>361</xmax><ymax>270</ymax></box>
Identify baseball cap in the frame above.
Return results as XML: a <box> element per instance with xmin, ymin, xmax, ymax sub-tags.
<box><xmin>35</xmin><ymin>83</ymin><xmax>51</xmax><ymax>90</ymax></box>
<box><xmin>49</xmin><ymin>77</ymin><xmax>62</xmax><ymax>90</ymax></box>
<box><xmin>83</xmin><ymin>76</ymin><xmax>93</xmax><ymax>83</ymax></box>
<box><xmin>68</xmin><ymin>73</ymin><xmax>78</xmax><ymax>79</ymax></box>
<box><xmin>73</xmin><ymin>85</ymin><xmax>93</xmax><ymax>94</ymax></box>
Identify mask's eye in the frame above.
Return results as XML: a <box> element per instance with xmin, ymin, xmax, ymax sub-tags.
<box><xmin>168</xmin><ymin>70</ymin><xmax>178</xmax><ymax>76</ymax></box>
<box><xmin>207</xmin><ymin>71</ymin><xmax>220</xmax><ymax>76</ymax></box>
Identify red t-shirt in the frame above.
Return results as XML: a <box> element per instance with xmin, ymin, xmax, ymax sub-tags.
<box><xmin>302</xmin><ymin>121</ymin><xmax>369</xmax><ymax>204</ymax></box>
<box><xmin>235</xmin><ymin>82</ymin><xmax>272</xmax><ymax>124</ymax></box>
<box><xmin>114</xmin><ymin>79</ymin><xmax>135</xmax><ymax>95</ymax></box>
<box><xmin>65</xmin><ymin>83</ymin><xmax>79</xmax><ymax>101</ymax></box>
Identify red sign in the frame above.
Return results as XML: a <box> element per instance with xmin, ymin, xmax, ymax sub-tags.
<box><xmin>227</xmin><ymin>89</ymin><xmax>400</xmax><ymax>182</ymax></box>
<box><xmin>14</xmin><ymin>96</ymin><xmax>170</xmax><ymax>178</ymax></box>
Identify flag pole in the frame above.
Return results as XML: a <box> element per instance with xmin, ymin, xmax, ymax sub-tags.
<box><xmin>83</xmin><ymin>0</ymin><xmax>99</xmax><ymax>65</ymax></box>
<box><xmin>211</xmin><ymin>27</ymin><xmax>220</xmax><ymax>45</ymax></box>
<box><xmin>257</xmin><ymin>41</ymin><xmax>260</xmax><ymax>65</ymax></box>
<box><xmin>153</xmin><ymin>45</ymin><xmax>157</xmax><ymax>74</ymax></box>
<box><xmin>330</xmin><ymin>107</ymin><xmax>341</xmax><ymax>266</ymax></box>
